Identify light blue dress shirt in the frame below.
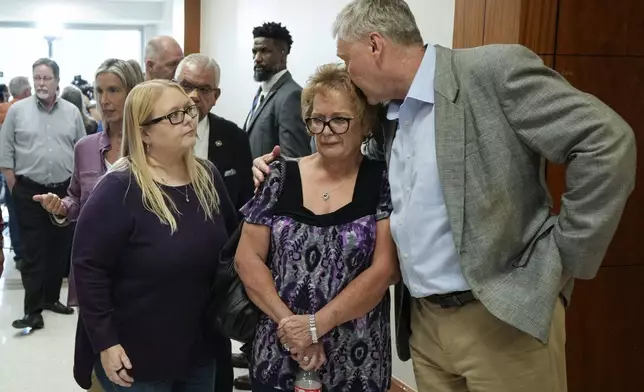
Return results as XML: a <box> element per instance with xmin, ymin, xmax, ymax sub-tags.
<box><xmin>388</xmin><ymin>46</ymin><xmax>470</xmax><ymax>298</ymax></box>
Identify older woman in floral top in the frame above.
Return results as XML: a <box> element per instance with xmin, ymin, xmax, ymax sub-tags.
<box><xmin>235</xmin><ymin>63</ymin><xmax>400</xmax><ymax>392</ymax></box>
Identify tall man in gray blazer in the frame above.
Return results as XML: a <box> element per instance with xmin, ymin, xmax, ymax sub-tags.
<box><xmin>244</xmin><ymin>22</ymin><xmax>311</xmax><ymax>159</ymax></box>
<box><xmin>252</xmin><ymin>1</ymin><xmax>637</xmax><ymax>391</ymax></box>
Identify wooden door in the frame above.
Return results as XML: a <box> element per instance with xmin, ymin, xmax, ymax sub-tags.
<box><xmin>556</xmin><ymin>0</ymin><xmax>641</xmax><ymax>55</ymax></box>
<box><xmin>553</xmin><ymin>55</ymin><xmax>644</xmax><ymax>391</ymax></box>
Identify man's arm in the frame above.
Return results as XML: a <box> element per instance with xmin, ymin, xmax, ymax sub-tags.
<box><xmin>235</xmin><ymin>129</ymin><xmax>255</xmax><ymax>210</ymax></box>
<box><xmin>73</xmin><ymin>110</ymin><xmax>86</xmax><ymax>141</ymax></box>
<box><xmin>277</xmin><ymin>89</ymin><xmax>311</xmax><ymax>157</ymax></box>
<box><xmin>494</xmin><ymin>45</ymin><xmax>636</xmax><ymax>279</ymax></box>
<box><xmin>0</xmin><ymin>106</ymin><xmax>18</xmax><ymax>190</ymax></box>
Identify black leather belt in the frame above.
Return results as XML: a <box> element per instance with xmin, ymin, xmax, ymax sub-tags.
<box><xmin>427</xmin><ymin>290</ymin><xmax>477</xmax><ymax>308</ymax></box>
<box><xmin>18</xmin><ymin>176</ymin><xmax>69</xmax><ymax>189</ymax></box>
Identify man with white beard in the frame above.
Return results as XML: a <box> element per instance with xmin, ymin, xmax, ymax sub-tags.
<box><xmin>0</xmin><ymin>58</ymin><xmax>85</xmax><ymax>331</ymax></box>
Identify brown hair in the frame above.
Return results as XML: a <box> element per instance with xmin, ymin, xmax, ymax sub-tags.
<box><xmin>301</xmin><ymin>63</ymin><xmax>378</xmax><ymax>136</ymax></box>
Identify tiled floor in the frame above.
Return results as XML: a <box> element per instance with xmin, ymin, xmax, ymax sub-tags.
<box><xmin>0</xmin><ymin>245</ymin><xmax>249</xmax><ymax>392</ymax></box>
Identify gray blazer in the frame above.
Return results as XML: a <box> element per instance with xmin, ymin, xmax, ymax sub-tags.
<box><xmin>244</xmin><ymin>71</ymin><xmax>311</xmax><ymax>159</ymax></box>
<box><xmin>364</xmin><ymin>44</ymin><xmax>637</xmax><ymax>361</ymax></box>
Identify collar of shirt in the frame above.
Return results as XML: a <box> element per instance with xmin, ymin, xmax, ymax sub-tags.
<box><xmin>35</xmin><ymin>95</ymin><xmax>59</xmax><ymax>112</ymax></box>
<box><xmin>386</xmin><ymin>45</ymin><xmax>436</xmax><ymax>121</ymax></box>
<box><xmin>194</xmin><ymin>114</ymin><xmax>210</xmax><ymax>160</ymax></box>
<box><xmin>98</xmin><ymin>129</ymin><xmax>112</xmax><ymax>154</ymax></box>
<box><xmin>261</xmin><ymin>69</ymin><xmax>288</xmax><ymax>94</ymax></box>
<box><xmin>197</xmin><ymin>114</ymin><xmax>210</xmax><ymax>138</ymax></box>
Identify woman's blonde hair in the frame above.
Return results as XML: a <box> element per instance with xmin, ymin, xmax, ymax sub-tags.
<box><xmin>301</xmin><ymin>63</ymin><xmax>378</xmax><ymax>135</ymax></box>
<box><xmin>94</xmin><ymin>58</ymin><xmax>145</xmax><ymax>118</ymax></box>
<box><xmin>112</xmin><ymin>79</ymin><xmax>219</xmax><ymax>233</ymax></box>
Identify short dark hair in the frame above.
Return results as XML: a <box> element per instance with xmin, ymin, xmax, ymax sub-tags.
<box><xmin>252</xmin><ymin>22</ymin><xmax>294</xmax><ymax>54</ymax></box>
<box><xmin>32</xmin><ymin>58</ymin><xmax>60</xmax><ymax>79</ymax></box>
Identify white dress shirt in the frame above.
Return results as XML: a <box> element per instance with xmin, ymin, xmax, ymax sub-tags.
<box><xmin>388</xmin><ymin>45</ymin><xmax>470</xmax><ymax>298</ymax></box>
<box><xmin>261</xmin><ymin>69</ymin><xmax>288</xmax><ymax>98</ymax></box>
<box><xmin>194</xmin><ymin>115</ymin><xmax>210</xmax><ymax>160</ymax></box>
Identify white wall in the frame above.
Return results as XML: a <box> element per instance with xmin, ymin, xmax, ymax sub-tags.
<box><xmin>201</xmin><ymin>0</ymin><xmax>455</xmax><ymax>130</ymax></box>
<box><xmin>171</xmin><ymin>0</ymin><xmax>185</xmax><ymax>51</ymax></box>
<box><xmin>201</xmin><ymin>2</ymin><xmax>456</xmax><ymax>388</ymax></box>
<box><xmin>0</xmin><ymin>0</ymin><xmax>165</xmax><ymax>25</ymax></box>
<box><xmin>0</xmin><ymin>0</ymin><xmax>183</xmax><ymax>83</ymax></box>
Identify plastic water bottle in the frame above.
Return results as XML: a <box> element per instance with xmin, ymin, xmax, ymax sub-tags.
<box><xmin>294</xmin><ymin>369</ymin><xmax>322</xmax><ymax>392</ymax></box>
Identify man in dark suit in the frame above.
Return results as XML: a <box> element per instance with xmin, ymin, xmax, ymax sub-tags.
<box><xmin>175</xmin><ymin>53</ymin><xmax>254</xmax><ymax>392</ymax></box>
<box><xmin>244</xmin><ymin>22</ymin><xmax>311</xmax><ymax>159</ymax></box>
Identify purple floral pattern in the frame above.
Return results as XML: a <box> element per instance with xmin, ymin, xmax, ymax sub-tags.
<box><xmin>240</xmin><ymin>159</ymin><xmax>393</xmax><ymax>392</ymax></box>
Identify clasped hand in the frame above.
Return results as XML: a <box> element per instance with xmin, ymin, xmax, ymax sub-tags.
<box><xmin>278</xmin><ymin>315</ymin><xmax>326</xmax><ymax>371</ymax></box>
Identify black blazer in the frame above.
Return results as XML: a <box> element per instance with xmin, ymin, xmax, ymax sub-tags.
<box><xmin>206</xmin><ymin>113</ymin><xmax>254</xmax><ymax>212</ymax></box>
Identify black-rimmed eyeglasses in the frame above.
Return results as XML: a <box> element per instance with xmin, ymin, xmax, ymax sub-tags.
<box><xmin>179</xmin><ymin>81</ymin><xmax>219</xmax><ymax>95</ymax></box>
<box><xmin>305</xmin><ymin>116</ymin><xmax>353</xmax><ymax>135</ymax></box>
<box><xmin>141</xmin><ymin>105</ymin><xmax>199</xmax><ymax>126</ymax></box>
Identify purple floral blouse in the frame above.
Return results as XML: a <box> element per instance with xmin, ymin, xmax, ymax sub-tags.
<box><xmin>240</xmin><ymin>157</ymin><xmax>393</xmax><ymax>392</ymax></box>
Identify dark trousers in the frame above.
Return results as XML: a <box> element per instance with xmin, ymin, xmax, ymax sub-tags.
<box><xmin>214</xmin><ymin>333</ymin><xmax>233</xmax><ymax>392</ymax></box>
<box><xmin>4</xmin><ymin>180</ymin><xmax>22</xmax><ymax>258</ymax></box>
<box><xmin>12</xmin><ymin>177</ymin><xmax>73</xmax><ymax>315</ymax></box>
<box><xmin>95</xmin><ymin>360</ymin><xmax>216</xmax><ymax>392</ymax></box>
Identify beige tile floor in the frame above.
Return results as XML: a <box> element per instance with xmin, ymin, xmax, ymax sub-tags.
<box><xmin>0</xmin><ymin>244</ymin><xmax>248</xmax><ymax>392</ymax></box>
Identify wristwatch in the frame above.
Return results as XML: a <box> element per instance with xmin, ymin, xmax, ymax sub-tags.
<box><xmin>309</xmin><ymin>314</ymin><xmax>318</xmax><ymax>344</ymax></box>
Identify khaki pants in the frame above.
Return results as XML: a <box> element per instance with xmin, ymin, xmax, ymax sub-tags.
<box><xmin>89</xmin><ymin>369</ymin><xmax>104</xmax><ymax>392</ymax></box>
<box><xmin>409</xmin><ymin>297</ymin><xmax>567</xmax><ymax>392</ymax></box>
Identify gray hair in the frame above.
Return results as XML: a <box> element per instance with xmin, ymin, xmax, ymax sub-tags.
<box><xmin>32</xmin><ymin>58</ymin><xmax>60</xmax><ymax>79</ymax></box>
<box><xmin>145</xmin><ymin>35</ymin><xmax>182</xmax><ymax>61</ymax></box>
<box><xmin>61</xmin><ymin>85</ymin><xmax>96</xmax><ymax>131</ymax></box>
<box><xmin>8</xmin><ymin>76</ymin><xmax>30</xmax><ymax>97</ymax></box>
<box><xmin>61</xmin><ymin>85</ymin><xmax>85</xmax><ymax>113</ymax></box>
<box><xmin>332</xmin><ymin>0</ymin><xmax>423</xmax><ymax>46</ymax></box>
<box><xmin>175</xmin><ymin>53</ymin><xmax>221</xmax><ymax>87</ymax></box>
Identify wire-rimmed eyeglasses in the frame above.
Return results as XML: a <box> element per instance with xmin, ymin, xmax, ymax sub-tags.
<box><xmin>141</xmin><ymin>105</ymin><xmax>199</xmax><ymax>126</ymax></box>
<box><xmin>305</xmin><ymin>116</ymin><xmax>353</xmax><ymax>135</ymax></box>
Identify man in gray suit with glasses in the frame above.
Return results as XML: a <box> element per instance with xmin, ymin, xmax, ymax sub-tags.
<box><xmin>252</xmin><ymin>1</ymin><xmax>636</xmax><ymax>391</ymax></box>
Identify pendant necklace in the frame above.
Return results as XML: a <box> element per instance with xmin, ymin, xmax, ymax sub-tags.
<box><xmin>175</xmin><ymin>185</ymin><xmax>190</xmax><ymax>202</ymax></box>
<box><xmin>159</xmin><ymin>175</ymin><xmax>190</xmax><ymax>202</ymax></box>
<box><xmin>322</xmin><ymin>179</ymin><xmax>348</xmax><ymax>202</ymax></box>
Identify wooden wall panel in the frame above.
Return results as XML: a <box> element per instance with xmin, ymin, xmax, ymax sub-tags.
<box><xmin>554</xmin><ymin>56</ymin><xmax>644</xmax><ymax>268</ymax></box>
<box><xmin>565</xmin><ymin>266</ymin><xmax>644</xmax><ymax>392</ymax></box>
<box><xmin>540</xmin><ymin>55</ymin><xmax>554</xmax><ymax>67</ymax></box>
<box><xmin>627</xmin><ymin>0</ymin><xmax>644</xmax><ymax>55</ymax></box>
<box><xmin>556</xmin><ymin>0</ymin><xmax>630</xmax><ymax>55</ymax></box>
<box><xmin>483</xmin><ymin>0</ymin><xmax>522</xmax><ymax>45</ymax></box>
<box><xmin>519</xmin><ymin>0</ymin><xmax>558</xmax><ymax>54</ymax></box>
<box><xmin>453</xmin><ymin>0</ymin><xmax>486</xmax><ymax>49</ymax></box>
<box><xmin>184</xmin><ymin>0</ymin><xmax>201</xmax><ymax>55</ymax></box>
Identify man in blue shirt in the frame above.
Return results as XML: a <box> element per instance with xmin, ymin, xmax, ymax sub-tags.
<box><xmin>252</xmin><ymin>1</ymin><xmax>636</xmax><ymax>391</ymax></box>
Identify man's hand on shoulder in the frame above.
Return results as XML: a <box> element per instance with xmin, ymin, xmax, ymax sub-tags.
<box><xmin>252</xmin><ymin>145</ymin><xmax>281</xmax><ymax>189</ymax></box>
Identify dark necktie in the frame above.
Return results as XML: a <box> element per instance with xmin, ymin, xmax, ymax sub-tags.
<box><xmin>251</xmin><ymin>88</ymin><xmax>263</xmax><ymax>113</ymax></box>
